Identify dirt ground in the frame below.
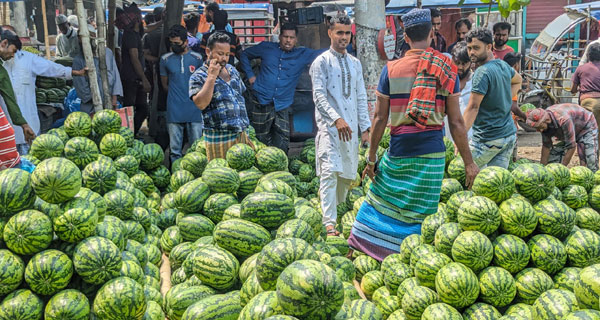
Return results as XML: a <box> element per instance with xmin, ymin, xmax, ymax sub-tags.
<box><xmin>516</xmin><ymin>131</ymin><xmax>582</xmax><ymax>167</ymax></box>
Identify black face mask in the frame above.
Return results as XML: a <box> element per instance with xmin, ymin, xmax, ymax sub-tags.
<box><xmin>171</xmin><ymin>43</ymin><xmax>185</xmax><ymax>54</ymax></box>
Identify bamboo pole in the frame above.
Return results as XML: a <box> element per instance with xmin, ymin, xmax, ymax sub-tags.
<box><xmin>75</xmin><ymin>0</ymin><xmax>103</xmax><ymax>112</ymax></box>
<box><xmin>41</xmin><ymin>0</ymin><xmax>50</xmax><ymax>59</ymax></box>
<box><xmin>107</xmin><ymin>0</ymin><xmax>115</xmax><ymax>53</ymax></box>
<box><xmin>95</xmin><ymin>0</ymin><xmax>112</xmax><ymax>108</ymax></box>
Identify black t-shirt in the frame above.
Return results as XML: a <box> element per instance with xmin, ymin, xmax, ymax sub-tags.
<box><xmin>143</xmin><ymin>26</ymin><xmax>164</xmax><ymax>59</ymax></box>
<box><xmin>121</xmin><ymin>29</ymin><xmax>144</xmax><ymax>81</ymax></box>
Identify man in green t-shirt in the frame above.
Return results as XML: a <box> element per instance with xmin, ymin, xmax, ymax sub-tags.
<box><xmin>463</xmin><ymin>28</ymin><xmax>522</xmax><ymax>169</ymax></box>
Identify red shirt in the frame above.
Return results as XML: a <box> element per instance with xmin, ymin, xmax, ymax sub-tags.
<box><xmin>572</xmin><ymin>62</ymin><xmax>600</xmax><ymax>100</ymax></box>
<box><xmin>0</xmin><ymin>107</ymin><xmax>19</xmax><ymax>169</ymax></box>
<box><xmin>493</xmin><ymin>46</ymin><xmax>514</xmax><ymax>60</ymax></box>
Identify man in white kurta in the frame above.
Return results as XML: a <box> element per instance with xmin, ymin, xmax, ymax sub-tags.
<box><xmin>310</xmin><ymin>13</ymin><xmax>371</xmax><ymax>234</ymax></box>
<box><xmin>3</xmin><ymin>49</ymin><xmax>85</xmax><ymax>154</ymax></box>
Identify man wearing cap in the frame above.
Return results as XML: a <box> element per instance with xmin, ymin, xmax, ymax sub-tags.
<box><xmin>346</xmin><ymin>9</ymin><xmax>478</xmax><ymax>261</ymax></box>
<box><xmin>527</xmin><ymin>105</ymin><xmax>598</xmax><ymax>171</ymax></box>
<box><xmin>55</xmin><ymin>14</ymin><xmax>80</xmax><ymax>58</ymax></box>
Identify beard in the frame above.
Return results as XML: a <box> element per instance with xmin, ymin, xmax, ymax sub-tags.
<box><xmin>494</xmin><ymin>38</ymin><xmax>507</xmax><ymax>48</ymax></box>
<box><xmin>458</xmin><ymin>69</ymin><xmax>471</xmax><ymax>80</ymax></box>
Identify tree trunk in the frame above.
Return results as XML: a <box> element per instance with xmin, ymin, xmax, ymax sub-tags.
<box><xmin>355</xmin><ymin>0</ymin><xmax>386</xmax><ymax>119</ymax></box>
<box><xmin>40</xmin><ymin>0</ymin><xmax>50</xmax><ymax>59</ymax></box>
<box><xmin>75</xmin><ymin>0</ymin><xmax>103</xmax><ymax>112</ymax></box>
<box><xmin>95</xmin><ymin>0</ymin><xmax>112</xmax><ymax>108</ymax></box>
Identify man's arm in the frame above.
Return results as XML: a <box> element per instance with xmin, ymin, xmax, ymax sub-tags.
<box><xmin>143</xmin><ymin>48</ymin><xmax>159</xmax><ymax>63</ymax></box>
<box><xmin>239</xmin><ymin>42</ymin><xmax>265</xmax><ymax>82</ymax></box>
<box><xmin>0</xmin><ymin>67</ymin><xmax>34</xmax><ymax>142</ymax></box>
<box><xmin>129</xmin><ymin>48</ymin><xmax>150</xmax><ymax>92</ymax></box>
<box><xmin>108</xmin><ymin>50</ymin><xmax>123</xmax><ymax>98</ymax></box>
<box><xmin>510</xmin><ymin>72</ymin><xmax>522</xmax><ymax>98</ymax></box>
<box><xmin>560</xmin><ymin>120</ymin><xmax>578</xmax><ymax>166</ymax></box>
<box><xmin>31</xmin><ymin>54</ymin><xmax>78</xmax><ymax>79</ymax></box>
<box><xmin>540</xmin><ymin>145</ymin><xmax>551</xmax><ymax>165</ymax></box>
<box><xmin>191</xmin><ymin>60</ymin><xmax>221</xmax><ymax>110</ymax></box>
<box><xmin>161</xmin><ymin>76</ymin><xmax>169</xmax><ymax>92</ymax></box>
<box><xmin>447</xmin><ymin>93</ymin><xmax>479</xmax><ymax>188</ymax></box>
<box><xmin>355</xmin><ymin>62</ymin><xmax>371</xmax><ymax>140</ymax></box>
<box><xmin>309</xmin><ymin>58</ymin><xmax>340</xmax><ymax>126</ymax></box>
<box><xmin>463</xmin><ymin>92</ymin><xmax>485</xmax><ymax>132</ymax></box>
<box><xmin>511</xmin><ymin>101</ymin><xmax>527</xmax><ymax>120</ymax></box>
<box><xmin>571</xmin><ymin>68</ymin><xmax>580</xmax><ymax>94</ymax></box>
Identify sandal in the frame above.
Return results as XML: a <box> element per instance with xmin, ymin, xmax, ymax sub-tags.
<box><xmin>326</xmin><ymin>225</ymin><xmax>340</xmax><ymax>236</ymax></box>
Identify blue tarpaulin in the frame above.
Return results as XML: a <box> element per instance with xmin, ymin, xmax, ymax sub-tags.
<box><xmin>565</xmin><ymin>1</ymin><xmax>600</xmax><ymax>21</ymax></box>
<box><xmin>386</xmin><ymin>0</ymin><xmax>491</xmax><ymax>15</ymax></box>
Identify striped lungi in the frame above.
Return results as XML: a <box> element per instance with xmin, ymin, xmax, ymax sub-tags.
<box><xmin>347</xmin><ymin>151</ymin><xmax>445</xmax><ymax>261</ymax></box>
<box><xmin>203</xmin><ymin>129</ymin><xmax>254</xmax><ymax>161</ymax></box>
<box><xmin>0</xmin><ymin>107</ymin><xmax>19</xmax><ymax>169</ymax></box>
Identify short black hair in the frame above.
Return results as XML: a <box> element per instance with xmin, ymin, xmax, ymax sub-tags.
<box><xmin>153</xmin><ymin>7</ymin><xmax>164</xmax><ymax>21</ymax></box>
<box><xmin>465</xmin><ymin>27</ymin><xmax>493</xmax><ymax>45</ymax></box>
<box><xmin>588</xmin><ymin>42</ymin><xmax>600</xmax><ymax>62</ymax></box>
<box><xmin>168</xmin><ymin>25</ymin><xmax>188</xmax><ymax>43</ymax></box>
<box><xmin>493</xmin><ymin>21</ymin><xmax>512</xmax><ymax>34</ymax></box>
<box><xmin>1</xmin><ymin>30</ymin><xmax>21</xmax><ymax>50</ymax></box>
<box><xmin>455</xmin><ymin>18</ymin><xmax>472</xmax><ymax>31</ymax></box>
<box><xmin>405</xmin><ymin>22</ymin><xmax>432</xmax><ymax>42</ymax></box>
<box><xmin>207</xmin><ymin>32</ymin><xmax>230</xmax><ymax>49</ymax></box>
<box><xmin>430</xmin><ymin>8</ymin><xmax>442</xmax><ymax>18</ymax></box>
<box><xmin>184</xmin><ymin>12</ymin><xmax>200</xmax><ymax>33</ymax></box>
<box><xmin>329</xmin><ymin>12</ymin><xmax>351</xmax><ymax>30</ymax></box>
<box><xmin>503</xmin><ymin>52</ymin><xmax>522</xmax><ymax>67</ymax></box>
<box><xmin>206</xmin><ymin>2</ymin><xmax>220</xmax><ymax>13</ymax></box>
<box><xmin>281</xmin><ymin>23</ymin><xmax>298</xmax><ymax>35</ymax></box>
<box><xmin>451</xmin><ymin>41</ymin><xmax>470</xmax><ymax>64</ymax></box>
<box><xmin>213</xmin><ymin>9</ymin><xmax>228</xmax><ymax>31</ymax></box>
<box><xmin>144</xmin><ymin>13</ymin><xmax>155</xmax><ymax>25</ymax></box>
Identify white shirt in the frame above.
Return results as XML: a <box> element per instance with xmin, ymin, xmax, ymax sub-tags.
<box><xmin>310</xmin><ymin>48</ymin><xmax>371</xmax><ymax>180</ymax></box>
<box><xmin>3</xmin><ymin>50</ymin><xmax>72</xmax><ymax>144</ymax></box>
<box><xmin>581</xmin><ymin>38</ymin><xmax>600</xmax><ymax>65</ymax></box>
<box><xmin>56</xmin><ymin>27</ymin><xmax>81</xmax><ymax>58</ymax></box>
<box><xmin>445</xmin><ymin>72</ymin><xmax>473</xmax><ymax>142</ymax></box>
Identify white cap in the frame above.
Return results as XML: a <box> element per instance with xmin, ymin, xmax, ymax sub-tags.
<box><xmin>67</xmin><ymin>15</ymin><xmax>79</xmax><ymax>28</ymax></box>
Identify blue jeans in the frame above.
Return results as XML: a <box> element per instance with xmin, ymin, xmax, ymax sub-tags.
<box><xmin>167</xmin><ymin>122</ymin><xmax>203</xmax><ymax>164</ymax></box>
<box><xmin>470</xmin><ymin>135</ymin><xmax>517</xmax><ymax>169</ymax></box>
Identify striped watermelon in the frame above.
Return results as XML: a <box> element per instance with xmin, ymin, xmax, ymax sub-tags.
<box><xmin>226</xmin><ymin>143</ymin><xmax>256</xmax><ymax>171</ymax></box>
<box><xmin>99</xmin><ymin>133</ymin><xmax>127</xmax><ymax>159</ymax></box>
<box><xmin>492</xmin><ymin>234</ymin><xmax>530</xmax><ymax>274</ymax></box>
<box><xmin>440</xmin><ymin>178</ymin><xmax>463</xmax><ymax>203</ymax></box>
<box><xmin>126</xmin><ymin>239</ymin><xmax>148</xmax><ymax>266</ymax></box>
<box><xmin>180</xmin><ymin>152</ymin><xmax>208</xmax><ymax>177</ymax></box>
<box><xmin>573</xmin><ymin>264</ymin><xmax>600</xmax><ymax>309</ymax></box>
<box><xmin>588</xmin><ymin>185</ymin><xmax>600</xmax><ymax>211</ymax></box>
<box><xmin>435</xmin><ymin>262</ymin><xmax>479</xmax><ymax>309</ymax></box>
<box><xmin>63</xmin><ymin>137</ymin><xmax>98</xmax><ymax>169</ymax></box>
<box><xmin>562</xmin><ymin>185</ymin><xmax>588</xmax><ymax>209</ymax></box>
<box><xmin>397</xmin><ymin>277</ymin><xmax>419</xmax><ymax>299</ymax></box>
<box><xmin>259</xmin><ymin>171</ymin><xmax>297</xmax><ymax>190</ymax></box>
<box><xmin>421</xmin><ymin>213</ymin><xmax>448</xmax><ymax>245</ymax></box>
<box><xmin>44</xmin><ymin>289</ymin><xmax>89</xmax><ymax>320</ymax></box>
<box><xmin>447</xmin><ymin>157</ymin><xmax>466</xmax><ymax>187</ymax></box>
<box><xmin>169</xmin><ymin>170</ymin><xmax>195</xmax><ymax>193</ymax></box>
<box><xmin>360</xmin><ymin>270</ymin><xmax>384</xmax><ymax>298</ymax></box>
<box><xmin>445</xmin><ymin>190</ymin><xmax>474</xmax><ymax>221</ymax></box>
<box><xmin>0</xmin><ymin>289</ymin><xmax>43</xmax><ymax>320</ymax></box>
<box><xmin>104</xmin><ymin>189</ymin><xmax>134</xmax><ymax>220</ymax></box>
<box><xmin>222</xmin><ymin>203</ymin><xmax>241</xmax><ymax>221</ymax></box>
<box><xmin>342</xmin><ymin>281</ymin><xmax>360</xmax><ymax>303</ymax></box>
<box><xmin>472</xmin><ymin>166</ymin><xmax>515</xmax><ymax>203</ymax></box>
<box><xmin>512</xmin><ymin>163</ymin><xmax>555</xmax><ymax>202</ymax></box>
<box><xmin>140</xmin><ymin>143</ymin><xmax>164</xmax><ymax>171</ymax></box>
<box><xmin>276</xmin><ymin>218</ymin><xmax>315</xmax><ymax>244</ymax></box>
<box><xmin>119</xmin><ymin>260</ymin><xmax>142</xmax><ymax>284</ymax></box>
<box><xmin>53</xmin><ymin>207</ymin><xmax>98</xmax><ymax>243</ymax></box>
<box><xmin>399</xmin><ymin>234</ymin><xmax>422</xmax><ymax>265</ymax></box>
<box><xmin>114</xmin><ymin>155</ymin><xmax>139</xmax><ymax>177</ymax></box>
<box><xmin>3</xmin><ymin>209</ymin><xmax>53</xmax><ymax>255</ymax></box>
<box><xmin>95</xmin><ymin>216</ymin><xmax>126</xmax><ymax>249</ymax></box>
<box><xmin>566</xmin><ymin>229</ymin><xmax>600</xmax><ymax>267</ymax></box>
<box><xmin>144</xmin><ymin>301</ymin><xmax>164</xmax><ymax>320</ymax></box>
<box><xmin>410</xmin><ymin>244</ymin><xmax>437</xmax><ymax>268</ymax></box>
<box><xmin>256</xmin><ymin>179</ymin><xmax>295</xmax><ymax>199</ymax></box>
<box><xmin>374</xmin><ymin>294</ymin><xmax>401</xmax><ymax>319</ymax></box>
<box><xmin>239</xmin><ymin>253</ymin><xmax>258</xmax><ymax>284</ymax></box>
<box><xmin>478</xmin><ymin>266</ymin><xmax>517</xmax><ymax>308</ymax></box>
<box><xmin>461</xmin><ymin>303</ymin><xmax>501</xmax><ymax>320</ymax></box>
<box><xmin>504</xmin><ymin>303</ymin><xmax>533</xmax><ymax>318</ymax></box>
<box><xmin>256</xmin><ymin>147</ymin><xmax>288</xmax><ymax>173</ymax></box>
<box><xmin>298</xmin><ymin>163</ymin><xmax>315</xmax><ymax>182</ymax></box>
<box><xmin>164</xmin><ymin>284</ymin><xmax>215</xmax><ymax>320</ymax></box>
<box><xmin>181</xmin><ymin>291</ymin><xmax>242</xmax><ymax>320</ymax></box>
<box><xmin>328</xmin><ymin>256</ymin><xmax>356</xmax><ymax>282</ymax></box>
<box><xmin>238</xmin><ymin>167</ymin><xmax>264</xmax><ymax>197</ymax></box>
<box><xmin>72</xmin><ymin>236</ymin><xmax>122</xmax><ymax>285</ymax></box>
<box><xmin>414</xmin><ymin>252</ymin><xmax>452</xmax><ymax>289</ymax></box>
<box><xmin>191</xmin><ymin>246</ymin><xmax>239</xmax><ymax>290</ymax></box>
<box><xmin>295</xmin><ymin>205</ymin><xmax>322</xmax><ymax>234</ymax></box>
<box><xmin>168</xmin><ymin>242</ymin><xmax>193</xmax><ymax>271</ymax></box>
<box><xmin>343</xmin><ymin>300</ymin><xmax>383</xmax><ymax>320</ymax></box>
<box><xmin>175</xmin><ymin>179</ymin><xmax>210</xmax><ymax>214</ymax></box>
<box><xmin>514</xmin><ymin>268</ymin><xmax>554</xmax><ymax>304</ymax></box>
<box><xmin>30</xmin><ymin>134</ymin><xmax>64</xmax><ymax>161</ymax></box>
<box><xmin>0</xmin><ymin>169</ymin><xmax>35</xmax><ymax>217</ymax></box>
<box><xmin>25</xmin><ymin>249</ymin><xmax>73</xmax><ymax>296</ymax></box>
<box><xmin>532</xmin><ymin>289</ymin><xmax>579</xmax><ymax>320</ymax></box>
<box><xmin>130</xmin><ymin>173</ymin><xmax>155</xmax><ymax>196</ymax></box>
<box><xmin>552</xmin><ymin>186</ymin><xmax>563</xmax><ymax>201</ymax></box>
<box><xmin>575</xmin><ymin>208</ymin><xmax>600</xmax><ymax>232</ymax></box>
<box><xmin>528</xmin><ymin>234</ymin><xmax>567</xmax><ymax>275</ymax></box>
<box><xmin>566</xmin><ymin>310</ymin><xmax>600</xmax><ymax>319</ymax></box>
<box><xmin>498</xmin><ymin>198</ymin><xmax>538</xmax><ymax>237</ymax></box>
<box><xmin>47</xmin><ymin>127</ymin><xmax>70</xmax><ymax>144</ymax></box>
<box><xmin>256</xmin><ymin>238</ymin><xmax>318</xmax><ymax>291</ymax></box>
<box><xmin>0</xmin><ymin>249</ymin><xmax>24</xmax><ymax>295</ymax></box>
<box><xmin>177</xmin><ymin>214</ymin><xmax>214</xmax><ymax>242</ymax></box>
<box><xmin>570</xmin><ymin>166</ymin><xmax>595</xmax><ymax>191</ymax></box>
<box><xmin>433</xmin><ymin>222</ymin><xmax>461</xmax><ymax>257</ymax></box>
<box><xmin>451</xmin><ymin>230</ymin><xmax>493</xmax><ymax>272</ymax></box>
<box><xmin>92</xmin><ymin>109</ymin><xmax>121</xmax><ymax>136</ymax></box>
<box><xmin>240</xmin><ymin>271</ymin><xmax>264</xmax><ymax>307</ymax></box>
<box><xmin>160</xmin><ymin>226</ymin><xmax>182</xmax><ymax>254</ymax></box>
<box><xmin>353</xmin><ymin>255</ymin><xmax>381</xmax><ymax>283</ymax></box>
<box><xmin>240</xmin><ymin>192</ymin><xmax>295</xmax><ymax>229</ymax></box>
<box><xmin>203</xmin><ymin>193</ymin><xmax>238</xmax><ymax>223</ymax></box>
<box><xmin>533</xmin><ymin>198</ymin><xmax>576</xmax><ymax>239</ymax></box>
<box><xmin>457</xmin><ymin>196</ymin><xmax>500</xmax><ymax>235</ymax></box>
<box><xmin>118</xmin><ymin>127</ymin><xmax>134</xmax><ymax>147</ymax></box>
<box><xmin>401</xmin><ymin>285</ymin><xmax>440</xmax><ymax>320</ymax></box>
<box><xmin>214</xmin><ymin>218</ymin><xmax>271</xmax><ymax>258</ymax></box>
<box><xmin>421</xmin><ymin>303</ymin><xmax>462</xmax><ymax>320</ymax></box>
<box><xmin>32</xmin><ymin>158</ymin><xmax>81</xmax><ymax>204</ymax></box>
<box><xmin>553</xmin><ymin>267</ymin><xmax>581</xmax><ymax>291</ymax></box>
<box><xmin>82</xmin><ymin>160</ymin><xmax>117</xmax><ymax>195</ymax></box>
<box><xmin>202</xmin><ymin>166</ymin><xmax>240</xmax><ymax>194</ymax></box>
<box><xmin>238</xmin><ymin>291</ymin><xmax>282</xmax><ymax>319</ymax></box>
<box><xmin>92</xmin><ymin>276</ymin><xmax>146</xmax><ymax>319</ymax></box>
<box><xmin>148</xmin><ymin>165</ymin><xmax>170</xmax><ymax>189</ymax></box>
<box><xmin>546</xmin><ymin>163</ymin><xmax>571</xmax><ymax>190</ymax></box>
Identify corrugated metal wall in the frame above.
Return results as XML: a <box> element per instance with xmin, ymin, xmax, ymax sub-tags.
<box><xmin>526</xmin><ymin>0</ymin><xmax>594</xmax><ymax>34</ymax></box>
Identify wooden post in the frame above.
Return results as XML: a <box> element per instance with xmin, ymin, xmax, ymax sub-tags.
<box><xmin>75</xmin><ymin>0</ymin><xmax>103</xmax><ymax>112</ymax></box>
<box><xmin>41</xmin><ymin>0</ymin><xmax>50</xmax><ymax>59</ymax></box>
<box><xmin>107</xmin><ymin>0</ymin><xmax>116</xmax><ymax>52</ymax></box>
<box><xmin>95</xmin><ymin>0</ymin><xmax>112</xmax><ymax>108</ymax></box>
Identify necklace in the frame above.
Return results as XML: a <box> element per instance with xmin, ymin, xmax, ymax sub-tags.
<box><xmin>331</xmin><ymin>49</ymin><xmax>351</xmax><ymax>99</ymax></box>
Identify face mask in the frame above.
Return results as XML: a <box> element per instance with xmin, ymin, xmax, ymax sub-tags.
<box><xmin>171</xmin><ymin>44</ymin><xmax>185</xmax><ymax>54</ymax></box>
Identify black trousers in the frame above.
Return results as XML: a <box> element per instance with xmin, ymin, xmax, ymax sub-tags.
<box><xmin>122</xmin><ymin>78</ymin><xmax>148</xmax><ymax>134</ymax></box>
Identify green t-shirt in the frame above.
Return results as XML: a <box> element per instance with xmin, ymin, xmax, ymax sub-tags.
<box><xmin>471</xmin><ymin>59</ymin><xmax>516</xmax><ymax>142</ymax></box>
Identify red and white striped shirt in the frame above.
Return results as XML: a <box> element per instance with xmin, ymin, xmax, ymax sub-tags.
<box><xmin>0</xmin><ymin>106</ymin><xmax>19</xmax><ymax>168</ymax></box>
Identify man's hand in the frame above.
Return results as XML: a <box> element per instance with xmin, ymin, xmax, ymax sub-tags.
<box><xmin>112</xmin><ymin>95</ymin><xmax>118</xmax><ymax>108</ymax></box>
<box><xmin>21</xmin><ymin>124</ymin><xmax>36</xmax><ymax>144</ymax></box>
<box><xmin>361</xmin><ymin>130</ymin><xmax>370</xmax><ymax>145</ymax></box>
<box><xmin>207</xmin><ymin>59</ymin><xmax>222</xmax><ymax>79</ymax></box>
<box><xmin>335</xmin><ymin>118</ymin><xmax>353</xmax><ymax>142</ymax></box>
<box><xmin>363</xmin><ymin>163</ymin><xmax>376</xmax><ymax>181</ymax></box>
<box><xmin>142</xmin><ymin>78</ymin><xmax>151</xmax><ymax>93</ymax></box>
<box><xmin>249</xmin><ymin>76</ymin><xmax>256</xmax><ymax>85</ymax></box>
<box><xmin>464</xmin><ymin>162</ymin><xmax>480</xmax><ymax>189</ymax></box>
<box><xmin>72</xmin><ymin>67</ymin><xmax>88</xmax><ymax>77</ymax></box>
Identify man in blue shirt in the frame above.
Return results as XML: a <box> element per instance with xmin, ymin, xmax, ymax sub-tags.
<box><xmin>240</xmin><ymin>23</ymin><xmax>323</xmax><ymax>153</ymax></box>
<box><xmin>463</xmin><ymin>28</ymin><xmax>523</xmax><ymax>169</ymax></box>
<box><xmin>160</xmin><ymin>25</ymin><xmax>204</xmax><ymax>164</ymax></box>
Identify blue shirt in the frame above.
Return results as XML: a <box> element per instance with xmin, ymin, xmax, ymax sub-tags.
<box><xmin>160</xmin><ymin>51</ymin><xmax>204</xmax><ymax>123</ymax></box>
<box><xmin>189</xmin><ymin>64</ymin><xmax>249</xmax><ymax>132</ymax></box>
<box><xmin>240</xmin><ymin>42</ymin><xmax>323</xmax><ymax>111</ymax></box>
<box><xmin>471</xmin><ymin>59</ymin><xmax>516</xmax><ymax>142</ymax></box>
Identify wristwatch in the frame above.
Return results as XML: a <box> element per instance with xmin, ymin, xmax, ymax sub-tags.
<box><xmin>366</xmin><ymin>154</ymin><xmax>378</xmax><ymax>166</ymax></box>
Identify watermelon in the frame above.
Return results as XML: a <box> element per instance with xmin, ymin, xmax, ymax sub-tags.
<box><xmin>565</xmin><ymin>229</ymin><xmax>600</xmax><ymax>267</ymax></box>
<box><xmin>512</xmin><ymin>163</ymin><xmax>555</xmax><ymax>202</ymax></box>
<box><xmin>343</xmin><ymin>300</ymin><xmax>383</xmax><ymax>320</ymax></box>
<box><xmin>240</xmin><ymin>271</ymin><xmax>264</xmax><ymax>307</ymax></box>
<box><xmin>498</xmin><ymin>198</ymin><xmax>538</xmax><ymax>237</ymax></box>
<box><xmin>397</xmin><ymin>277</ymin><xmax>420</xmax><ymax>299</ymax></box>
<box><xmin>118</xmin><ymin>127</ymin><xmax>134</xmax><ymax>147</ymax></box>
<box><xmin>104</xmin><ymin>189</ymin><xmax>134</xmax><ymax>219</ymax></box>
<box><xmin>226</xmin><ymin>143</ymin><xmax>255</xmax><ymax>171</ymax></box>
<box><xmin>360</xmin><ymin>270</ymin><xmax>384</xmax><ymax>298</ymax></box>
<box><xmin>256</xmin><ymin>179</ymin><xmax>295</xmax><ymax>199</ymax></box>
<box><xmin>446</xmin><ymin>190</ymin><xmax>474</xmax><ymax>221</ymax></box>
<box><xmin>63</xmin><ymin>137</ymin><xmax>98</xmax><ymax>169</ymax></box>
<box><xmin>47</xmin><ymin>127</ymin><xmax>70</xmax><ymax>144</ymax></box>
<box><xmin>44</xmin><ymin>289</ymin><xmax>90</xmax><ymax>320</ymax></box>
<box><xmin>92</xmin><ymin>109</ymin><xmax>121</xmax><ymax>136</ymax></box>
<box><xmin>546</xmin><ymin>163</ymin><xmax>571</xmax><ymax>190</ymax></box>
<box><xmin>256</xmin><ymin>238</ymin><xmax>318</xmax><ymax>291</ymax></box>
<box><xmin>570</xmin><ymin>166</ymin><xmax>595</xmax><ymax>191</ymax></box>
<box><xmin>421</xmin><ymin>213</ymin><xmax>448</xmax><ymax>244</ymax></box>
<box><xmin>566</xmin><ymin>310</ymin><xmax>600</xmax><ymax>319</ymax></box>
<box><xmin>447</xmin><ymin>157</ymin><xmax>466</xmax><ymax>187</ymax></box>
<box><xmin>238</xmin><ymin>290</ymin><xmax>282</xmax><ymax>319</ymax></box>
<box><xmin>533</xmin><ymin>198</ymin><xmax>576</xmax><ymax>239</ymax></box>
<box><xmin>276</xmin><ymin>218</ymin><xmax>315</xmax><ymax>244</ymax></box>
<box><xmin>421</xmin><ymin>303</ymin><xmax>462</xmax><ymax>320</ymax></box>
<box><xmin>256</xmin><ymin>147</ymin><xmax>288</xmax><ymax>173</ymax></box>
<box><xmin>342</xmin><ymin>281</ymin><xmax>360</xmax><ymax>303</ymax></box>
<box><xmin>295</xmin><ymin>205</ymin><xmax>322</xmax><ymax>233</ymax></box>
<box><xmin>399</xmin><ymin>234</ymin><xmax>422</xmax><ymax>265</ymax></box>
<box><xmin>169</xmin><ymin>170</ymin><xmax>194</xmax><ymax>193</ymax></box>
<box><xmin>140</xmin><ymin>143</ymin><xmax>164</xmax><ymax>170</ymax></box>
<box><xmin>92</xmin><ymin>276</ymin><xmax>146</xmax><ymax>319</ymax></box>
<box><xmin>180</xmin><ymin>291</ymin><xmax>242</xmax><ymax>320</ymax></box>
<box><xmin>528</xmin><ymin>234</ymin><xmax>567</xmax><ymax>275</ymax></box>
<box><xmin>160</xmin><ymin>226</ymin><xmax>182</xmax><ymax>254</ymax></box>
<box><xmin>457</xmin><ymin>196</ymin><xmax>500</xmax><ymax>235</ymax></box>
<box><xmin>588</xmin><ymin>185</ymin><xmax>600</xmax><ymax>211</ymax></box>
<box><xmin>175</xmin><ymin>179</ymin><xmax>210</xmax><ymax>214</ymax></box>
<box><xmin>30</xmin><ymin>134</ymin><xmax>64</xmax><ymax>161</ymax></box>
<box><xmin>0</xmin><ymin>289</ymin><xmax>44</xmax><ymax>320</ymax></box>
<box><xmin>176</xmin><ymin>214</ymin><xmax>214</xmax><ymax>242</ymax></box>
<box><xmin>126</xmin><ymin>239</ymin><xmax>148</xmax><ymax>266</ymax></box>
<box><xmin>169</xmin><ymin>242</ymin><xmax>193</xmax><ymax>271</ymax></box>
<box><xmin>214</xmin><ymin>218</ymin><xmax>271</xmax><ymax>258</ymax></box>
<box><xmin>240</xmin><ymin>192</ymin><xmax>294</xmax><ymax>229</ymax></box>
<box><xmin>222</xmin><ymin>203</ymin><xmax>241</xmax><ymax>221</ymax></box>
<box><xmin>99</xmin><ymin>133</ymin><xmax>127</xmax><ymax>159</ymax></box>
<box><xmin>461</xmin><ymin>303</ymin><xmax>501</xmax><ymax>320</ymax></box>
<box><xmin>472</xmin><ymin>166</ymin><xmax>515</xmax><ymax>203</ymax></box>
<box><xmin>514</xmin><ymin>268</ymin><xmax>554</xmax><ymax>304</ymax></box>
<box><xmin>573</xmin><ymin>264</ymin><xmax>600</xmax><ymax>309</ymax></box>
<box><xmin>435</xmin><ymin>262</ymin><xmax>479</xmax><ymax>309</ymax></box>
<box><xmin>439</xmin><ymin>178</ymin><xmax>463</xmax><ymax>203</ymax></box>
<box><xmin>72</xmin><ymin>236</ymin><xmax>122</xmax><ymax>285</ymax></box>
<box><xmin>31</xmin><ymin>158</ymin><xmax>81</xmax><ymax>204</ymax></box>
<box><xmin>478</xmin><ymin>266</ymin><xmax>517</xmax><ymax>308</ymax></box>
<box><xmin>114</xmin><ymin>155</ymin><xmax>139</xmax><ymax>177</ymax></box>
<box><xmin>144</xmin><ymin>301</ymin><xmax>164</xmax><ymax>320</ymax></box>
<box><xmin>130</xmin><ymin>173</ymin><xmax>154</xmax><ymax>196</ymax></box>
<box><xmin>562</xmin><ymin>185</ymin><xmax>588</xmax><ymax>209</ymax></box>
<box><xmin>202</xmin><ymin>166</ymin><xmax>240</xmax><ymax>194</ymax></box>
<box><xmin>25</xmin><ymin>249</ymin><xmax>73</xmax><ymax>296</ymax></box>
<box><xmin>259</xmin><ymin>171</ymin><xmax>297</xmax><ymax>190</ymax></box>
<box><xmin>328</xmin><ymin>256</ymin><xmax>356</xmax><ymax>283</ymax></box>
<box><xmin>532</xmin><ymin>289</ymin><xmax>579</xmax><ymax>320</ymax></box>
<box><xmin>238</xmin><ymin>167</ymin><xmax>264</xmax><ymax>197</ymax></box>
<box><xmin>298</xmin><ymin>164</ymin><xmax>315</xmax><ymax>182</ymax></box>
<box><xmin>191</xmin><ymin>246</ymin><xmax>239</xmax><ymax>290</ymax></box>
<box><xmin>374</xmin><ymin>294</ymin><xmax>401</xmax><ymax>319</ymax></box>
<box><xmin>553</xmin><ymin>267</ymin><xmax>581</xmax><ymax>291</ymax></box>
<box><xmin>433</xmin><ymin>222</ymin><xmax>461</xmax><ymax>257</ymax></box>
<box><xmin>180</xmin><ymin>152</ymin><xmax>208</xmax><ymax>177</ymax></box>
<box><xmin>0</xmin><ymin>169</ymin><xmax>35</xmax><ymax>217</ymax></box>
<box><xmin>0</xmin><ymin>249</ymin><xmax>24</xmax><ymax>296</ymax></box>
<box><xmin>164</xmin><ymin>284</ymin><xmax>215</xmax><ymax>320</ymax></box>
<box><xmin>575</xmin><ymin>208</ymin><xmax>600</xmax><ymax>232</ymax></box>
<box><xmin>149</xmin><ymin>165</ymin><xmax>170</xmax><ymax>189</ymax></box>
<box><xmin>492</xmin><ymin>234</ymin><xmax>530</xmax><ymax>274</ymax></box>
<box><xmin>203</xmin><ymin>193</ymin><xmax>238</xmax><ymax>223</ymax></box>
<box><xmin>504</xmin><ymin>303</ymin><xmax>533</xmax><ymax>318</ymax></box>
<box><xmin>451</xmin><ymin>230</ymin><xmax>493</xmax><ymax>272</ymax></box>
<box><xmin>410</xmin><ymin>244</ymin><xmax>436</xmax><ymax>268</ymax></box>
<box><xmin>3</xmin><ymin>209</ymin><xmax>53</xmax><ymax>255</ymax></box>
<box><xmin>414</xmin><ymin>252</ymin><xmax>452</xmax><ymax>289</ymax></box>
<box><xmin>82</xmin><ymin>160</ymin><xmax>117</xmax><ymax>195</ymax></box>
<box><xmin>401</xmin><ymin>285</ymin><xmax>440</xmax><ymax>320</ymax></box>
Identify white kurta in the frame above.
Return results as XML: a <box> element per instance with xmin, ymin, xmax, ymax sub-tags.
<box><xmin>4</xmin><ymin>50</ymin><xmax>72</xmax><ymax>144</ymax></box>
<box><xmin>445</xmin><ymin>72</ymin><xmax>473</xmax><ymax>142</ymax></box>
<box><xmin>310</xmin><ymin>49</ymin><xmax>371</xmax><ymax>180</ymax></box>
